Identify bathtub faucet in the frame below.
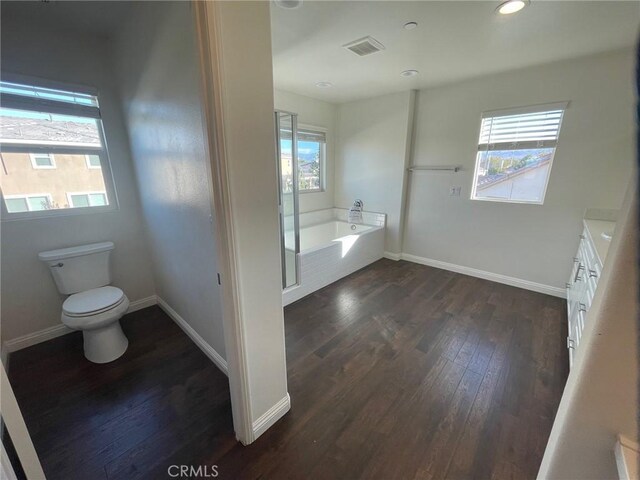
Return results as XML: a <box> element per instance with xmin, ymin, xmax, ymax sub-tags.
<box><xmin>348</xmin><ymin>199</ymin><xmax>364</xmax><ymax>224</ymax></box>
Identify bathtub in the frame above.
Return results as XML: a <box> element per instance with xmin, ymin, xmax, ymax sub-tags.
<box><xmin>283</xmin><ymin>219</ymin><xmax>385</xmax><ymax>306</ymax></box>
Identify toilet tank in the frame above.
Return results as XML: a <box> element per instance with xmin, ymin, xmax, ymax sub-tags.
<box><xmin>38</xmin><ymin>242</ymin><xmax>114</xmax><ymax>295</ymax></box>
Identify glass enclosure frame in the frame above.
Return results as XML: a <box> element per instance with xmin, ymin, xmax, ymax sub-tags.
<box><xmin>274</xmin><ymin>110</ymin><xmax>300</xmax><ymax>290</ymax></box>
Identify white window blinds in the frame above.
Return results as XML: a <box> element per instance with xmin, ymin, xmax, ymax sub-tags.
<box><xmin>297</xmin><ymin>128</ymin><xmax>326</xmax><ymax>143</ymax></box>
<box><xmin>0</xmin><ymin>81</ymin><xmax>100</xmax><ymax>119</ymax></box>
<box><xmin>280</xmin><ymin>127</ymin><xmax>326</xmax><ymax>143</ymax></box>
<box><xmin>478</xmin><ymin>102</ymin><xmax>567</xmax><ymax>151</ymax></box>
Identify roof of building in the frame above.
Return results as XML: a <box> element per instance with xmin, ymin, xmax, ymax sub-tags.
<box><xmin>476</xmin><ymin>154</ymin><xmax>553</xmax><ymax>191</ymax></box>
<box><xmin>0</xmin><ymin>116</ymin><xmax>100</xmax><ymax>146</ymax></box>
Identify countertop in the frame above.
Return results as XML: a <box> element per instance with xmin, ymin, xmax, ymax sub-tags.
<box><xmin>583</xmin><ymin>218</ymin><xmax>616</xmax><ymax>265</ymax></box>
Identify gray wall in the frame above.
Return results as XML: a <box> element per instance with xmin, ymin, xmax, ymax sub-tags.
<box><xmin>113</xmin><ymin>2</ymin><xmax>226</xmax><ymax>358</ymax></box>
<box><xmin>403</xmin><ymin>49</ymin><xmax>635</xmax><ymax>289</ymax></box>
<box><xmin>335</xmin><ymin>91</ymin><xmax>414</xmax><ymax>254</ymax></box>
<box><xmin>0</xmin><ymin>16</ymin><xmax>155</xmax><ymax>342</ymax></box>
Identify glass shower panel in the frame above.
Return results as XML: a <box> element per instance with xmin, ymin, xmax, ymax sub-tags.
<box><xmin>275</xmin><ymin>111</ymin><xmax>300</xmax><ymax>289</ymax></box>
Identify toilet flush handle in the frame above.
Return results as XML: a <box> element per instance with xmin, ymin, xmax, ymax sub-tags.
<box><xmin>51</xmin><ymin>262</ymin><xmax>64</xmax><ymax>268</ymax></box>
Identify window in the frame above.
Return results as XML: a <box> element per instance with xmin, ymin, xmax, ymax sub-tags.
<box><xmin>471</xmin><ymin>103</ymin><xmax>567</xmax><ymax>204</ymax></box>
<box><xmin>297</xmin><ymin>128</ymin><xmax>325</xmax><ymax>192</ymax></box>
<box><xmin>279</xmin><ymin>125</ymin><xmax>326</xmax><ymax>193</ymax></box>
<box><xmin>30</xmin><ymin>153</ymin><xmax>56</xmax><ymax>169</ymax></box>
<box><xmin>4</xmin><ymin>193</ymin><xmax>52</xmax><ymax>212</ymax></box>
<box><xmin>0</xmin><ymin>80</ymin><xmax>115</xmax><ymax>218</ymax></box>
<box><xmin>85</xmin><ymin>154</ymin><xmax>101</xmax><ymax>169</ymax></box>
<box><xmin>67</xmin><ymin>191</ymin><xmax>108</xmax><ymax>208</ymax></box>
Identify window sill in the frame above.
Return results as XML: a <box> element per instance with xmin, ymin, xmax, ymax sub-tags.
<box><xmin>470</xmin><ymin>196</ymin><xmax>544</xmax><ymax>205</ymax></box>
<box><xmin>1</xmin><ymin>204</ymin><xmax>119</xmax><ymax>222</ymax></box>
<box><xmin>299</xmin><ymin>189</ymin><xmax>325</xmax><ymax>195</ymax></box>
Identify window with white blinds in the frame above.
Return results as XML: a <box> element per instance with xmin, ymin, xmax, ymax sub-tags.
<box><xmin>0</xmin><ymin>79</ymin><xmax>117</xmax><ymax>218</ymax></box>
<box><xmin>281</xmin><ymin>126</ymin><xmax>326</xmax><ymax>192</ymax></box>
<box><xmin>471</xmin><ymin>102</ymin><xmax>567</xmax><ymax>204</ymax></box>
<box><xmin>478</xmin><ymin>105</ymin><xmax>565</xmax><ymax>150</ymax></box>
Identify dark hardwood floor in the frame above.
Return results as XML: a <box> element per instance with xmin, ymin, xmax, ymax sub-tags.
<box><xmin>8</xmin><ymin>259</ymin><xmax>568</xmax><ymax>479</ymax></box>
<box><xmin>7</xmin><ymin>305</ymin><xmax>235</xmax><ymax>480</ymax></box>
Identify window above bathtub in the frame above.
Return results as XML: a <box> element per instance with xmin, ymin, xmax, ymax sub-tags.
<box><xmin>297</xmin><ymin>127</ymin><xmax>326</xmax><ymax>193</ymax></box>
<box><xmin>0</xmin><ymin>79</ymin><xmax>117</xmax><ymax>220</ymax></box>
<box><xmin>470</xmin><ymin>102</ymin><xmax>567</xmax><ymax>205</ymax></box>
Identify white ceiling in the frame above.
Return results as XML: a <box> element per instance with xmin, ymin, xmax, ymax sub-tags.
<box><xmin>271</xmin><ymin>1</ymin><xmax>640</xmax><ymax>103</ymax></box>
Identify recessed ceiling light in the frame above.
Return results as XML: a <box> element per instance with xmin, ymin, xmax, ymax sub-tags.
<box><xmin>400</xmin><ymin>70</ymin><xmax>419</xmax><ymax>77</ymax></box>
<box><xmin>315</xmin><ymin>81</ymin><xmax>333</xmax><ymax>88</ymax></box>
<box><xmin>274</xmin><ymin>0</ymin><xmax>302</xmax><ymax>9</ymax></box>
<box><xmin>496</xmin><ymin>0</ymin><xmax>529</xmax><ymax>15</ymax></box>
<box><xmin>403</xmin><ymin>22</ymin><xmax>418</xmax><ymax>30</ymax></box>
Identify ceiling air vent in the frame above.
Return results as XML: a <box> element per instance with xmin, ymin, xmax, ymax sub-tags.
<box><xmin>343</xmin><ymin>36</ymin><xmax>385</xmax><ymax>57</ymax></box>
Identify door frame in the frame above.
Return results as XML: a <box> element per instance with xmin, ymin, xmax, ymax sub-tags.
<box><xmin>192</xmin><ymin>1</ymin><xmax>254</xmax><ymax>444</ymax></box>
<box><xmin>1</xmin><ymin>361</ymin><xmax>46</xmax><ymax>479</ymax></box>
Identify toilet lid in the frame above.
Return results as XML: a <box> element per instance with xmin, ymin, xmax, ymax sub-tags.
<box><xmin>63</xmin><ymin>286</ymin><xmax>125</xmax><ymax>316</ymax></box>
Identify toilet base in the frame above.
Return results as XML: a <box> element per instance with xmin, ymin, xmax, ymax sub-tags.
<box><xmin>83</xmin><ymin>321</ymin><xmax>128</xmax><ymax>363</ymax></box>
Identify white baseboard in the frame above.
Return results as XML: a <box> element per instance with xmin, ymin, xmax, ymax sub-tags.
<box><xmin>3</xmin><ymin>324</ymin><xmax>72</xmax><ymax>353</ymax></box>
<box><xmin>2</xmin><ymin>295</ymin><xmax>158</xmax><ymax>354</ymax></box>
<box><xmin>0</xmin><ymin>347</ymin><xmax>9</xmax><ymax>368</ymax></box>
<box><xmin>383</xmin><ymin>251</ymin><xmax>401</xmax><ymax>261</ymax></box>
<box><xmin>1</xmin><ymin>441</ymin><xmax>18</xmax><ymax>480</ymax></box>
<box><xmin>127</xmin><ymin>295</ymin><xmax>158</xmax><ymax>313</ymax></box>
<box><xmin>400</xmin><ymin>253</ymin><xmax>566</xmax><ymax>298</ymax></box>
<box><xmin>251</xmin><ymin>393</ymin><xmax>291</xmax><ymax>441</ymax></box>
<box><xmin>156</xmin><ymin>296</ymin><xmax>228</xmax><ymax>376</ymax></box>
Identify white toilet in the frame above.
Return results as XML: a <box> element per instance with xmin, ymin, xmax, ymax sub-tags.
<box><xmin>38</xmin><ymin>242</ymin><xmax>130</xmax><ymax>364</ymax></box>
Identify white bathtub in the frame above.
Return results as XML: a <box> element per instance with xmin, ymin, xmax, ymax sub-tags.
<box><xmin>283</xmin><ymin>220</ymin><xmax>385</xmax><ymax>306</ymax></box>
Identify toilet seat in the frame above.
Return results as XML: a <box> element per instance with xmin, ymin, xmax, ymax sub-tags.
<box><xmin>60</xmin><ymin>292</ymin><xmax>130</xmax><ymax>362</ymax></box>
<box><xmin>63</xmin><ymin>286</ymin><xmax>125</xmax><ymax>317</ymax></box>
<box><xmin>61</xmin><ymin>293</ymin><xmax>130</xmax><ymax>332</ymax></box>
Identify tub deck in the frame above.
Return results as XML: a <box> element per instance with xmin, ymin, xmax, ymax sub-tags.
<box><xmin>283</xmin><ymin>220</ymin><xmax>384</xmax><ymax>305</ymax></box>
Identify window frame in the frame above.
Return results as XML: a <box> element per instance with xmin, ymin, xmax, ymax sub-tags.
<box><xmin>66</xmin><ymin>191</ymin><xmax>108</xmax><ymax>208</ymax></box>
<box><xmin>297</xmin><ymin>123</ymin><xmax>326</xmax><ymax>194</ymax></box>
<box><xmin>0</xmin><ymin>76</ymin><xmax>118</xmax><ymax>221</ymax></box>
<box><xmin>470</xmin><ymin>102</ymin><xmax>568</xmax><ymax>206</ymax></box>
<box><xmin>4</xmin><ymin>193</ymin><xmax>53</xmax><ymax>212</ymax></box>
<box><xmin>29</xmin><ymin>153</ymin><xmax>56</xmax><ymax>169</ymax></box>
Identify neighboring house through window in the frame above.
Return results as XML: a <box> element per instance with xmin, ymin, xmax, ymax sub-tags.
<box><xmin>471</xmin><ymin>102</ymin><xmax>567</xmax><ymax>204</ymax></box>
<box><xmin>0</xmin><ymin>80</ymin><xmax>116</xmax><ymax>217</ymax></box>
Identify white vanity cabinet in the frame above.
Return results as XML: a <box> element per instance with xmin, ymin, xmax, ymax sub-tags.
<box><xmin>565</xmin><ymin>217</ymin><xmax>615</xmax><ymax>368</ymax></box>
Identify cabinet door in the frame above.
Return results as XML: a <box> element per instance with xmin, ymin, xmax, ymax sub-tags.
<box><xmin>573</xmin><ymin>264</ymin><xmax>588</xmax><ymax>341</ymax></box>
<box><xmin>566</xmin><ymin>257</ymin><xmax>580</xmax><ymax>317</ymax></box>
<box><xmin>567</xmin><ymin>299</ymin><xmax>579</xmax><ymax>364</ymax></box>
<box><xmin>566</xmin><ymin>228</ymin><xmax>604</xmax><ymax>369</ymax></box>
<box><xmin>581</xmin><ymin>229</ymin><xmax>597</xmax><ymax>265</ymax></box>
<box><xmin>566</xmin><ymin>241</ymin><xmax>587</xmax><ymax>369</ymax></box>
